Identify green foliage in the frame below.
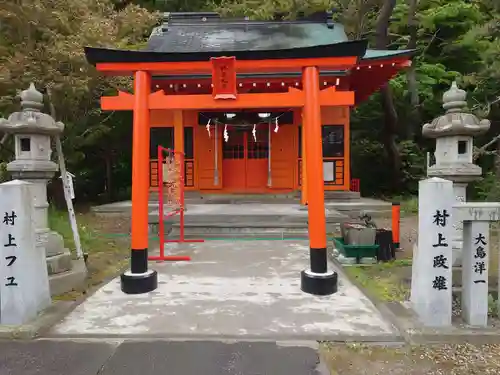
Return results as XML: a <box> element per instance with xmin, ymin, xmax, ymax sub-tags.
<box><xmin>1</xmin><ymin>0</ymin><xmax>499</xmax><ymax>201</ymax></box>
<box><xmin>471</xmin><ymin>172</ymin><xmax>500</xmax><ymax>201</ymax></box>
<box><xmin>0</xmin><ymin>0</ymin><xmax>160</xmax><ymax>202</ymax></box>
<box><xmin>351</xmin><ymin>138</ymin><xmax>425</xmax><ymax>196</ymax></box>
<box><xmin>0</xmin><ymin>161</ymin><xmax>8</xmax><ymax>183</ymax></box>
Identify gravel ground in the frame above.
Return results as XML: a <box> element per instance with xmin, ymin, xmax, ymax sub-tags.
<box><xmin>322</xmin><ymin>343</ymin><xmax>500</xmax><ymax>375</ymax></box>
<box><xmin>375</xmin><ymin>215</ymin><xmax>418</xmax><ymax>258</ymax></box>
<box><xmin>332</xmin><ymin>215</ymin><xmax>500</xmax><ymax>374</ymax></box>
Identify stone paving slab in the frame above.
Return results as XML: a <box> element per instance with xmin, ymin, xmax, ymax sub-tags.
<box><xmin>0</xmin><ymin>340</ymin><xmax>325</xmax><ymax>375</ymax></box>
<box><xmin>0</xmin><ymin>340</ymin><xmax>117</xmax><ymax>375</ymax></box>
<box><xmin>49</xmin><ymin>241</ymin><xmax>400</xmax><ymax>341</ymax></box>
<box><xmin>100</xmin><ymin>341</ymin><xmax>324</xmax><ymax>375</ymax></box>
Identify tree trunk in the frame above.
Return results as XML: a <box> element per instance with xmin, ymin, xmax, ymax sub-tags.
<box><xmin>375</xmin><ymin>0</ymin><xmax>402</xmax><ymax>187</ymax></box>
<box><xmin>495</xmin><ymin>138</ymin><xmax>500</xmax><ymax>178</ymax></box>
<box><xmin>104</xmin><ymin>152</ymin><xmax>113</xmax><ymax>202</ymax></box>
<box><xmin>405</xmin><ymin>0</ymin><xmax>420</xmax><ymax>140</ymax></box>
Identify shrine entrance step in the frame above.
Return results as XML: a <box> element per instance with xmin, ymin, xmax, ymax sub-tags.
<box><xmin>148</xmin><ymin>203</ymin><xmax>348</xmax><ymax>240</ymax></box>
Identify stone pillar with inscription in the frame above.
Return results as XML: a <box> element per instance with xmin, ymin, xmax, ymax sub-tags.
<box><xmin>0</xmin><ymin>180</ymin><xmax>51</xmax><ymax>325</ymax></box>
<box><xmin>423</xmin><ymin>81</ymin><xmax>490</xmax><ymax>266</ymax></box>
<box><xmin>0</xmin><ymin>83</ymin><xmax>85</xmax><ymax>296</ymax></box>
<box><xmin>454</xmin><ymin>202</ymin><xmax>500</xmax><ymax>327</ymax></box>
<box><xmin>411</xmin><ymin>177</ymin><xmax>455</xmax><ymax>327</ymax></box>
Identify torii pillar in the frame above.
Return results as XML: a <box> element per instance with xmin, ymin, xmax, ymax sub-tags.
<box><xmin>300</xmin><ymin>66</ymin><xmax>338</xmax><ymax>295</ymax></box>
<box><xmin>120</xmin><ymin>71</ymin><xmax>158</xmax><ymax>294</ymax></box>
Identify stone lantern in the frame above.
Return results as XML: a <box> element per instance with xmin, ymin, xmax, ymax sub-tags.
<box><xmin>423</xmin><ymin>81</ymin><xmax>490</xmax><ymax>265</ymax></box>
<box><xmin>0</xmin><ymin>83</ymin><xmax>85</xmax><ymax>295</ymax></box>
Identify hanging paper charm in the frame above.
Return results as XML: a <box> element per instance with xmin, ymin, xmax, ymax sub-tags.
<box><xmin>252</xmin><ymin>124</ymin><xmax>257</xmax><ymax>142</ymax></box>
<box><xmin>274</xmin><ymin>117</ymin><xmax>279</xmax><ymax>133</ymax></box>
<box><xmin>206</xmin><ymin>118</ymin><xmax>211</xmax><ymax>137</ymax></box>
<box><xmin>223</xmin><ymin>124</ymin><xmax>229</xmax><ymax>142</ymax></box>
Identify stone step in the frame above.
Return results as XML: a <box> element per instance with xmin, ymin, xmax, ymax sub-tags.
<box><xmin>46</xmin><ymin>250</ymin><xmax>73</xmax><ymax>275</ymax></box>
<box><xmin>168</xmin><ymin>226</ymin><xmax>310</xmax><ymax>239</ymax></box>
<box><xmin>48</xmin><ymin>258</ymin><xmax>87</xmax><ymax>297</ymax></box>
<box><xmin>152</xmin><ymin>215</ymin><xmax>346</xmax><ymax>225</ymax></box>
<box><xmin>148</xmin><ymin>204</ymin><xmax>349</xmax><ymax>225</ymax></box>
<box><xmin>324</xmin><ymin>191</ymin><xmax>361</xmax><ymax>200</ymax></box>
<box><xmin>326</xmin><ymin>199</ymin><xmax>392</xmax><ymax>218</ymax></box>
<box><xmin>151</xmin><ymin>220</ymin><xmax>342</xmax><ymax>239</ymax></box>
<box><xmin>149</xmin><ymin>191</ymin><xmax>361</xmax><ymax>203</ymax></box>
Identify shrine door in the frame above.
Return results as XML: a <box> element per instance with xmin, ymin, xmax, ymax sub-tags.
<box><xmin>222</xmin><ymin>127</ymin><xmax>269</xmax><ymax>191</ymax></box>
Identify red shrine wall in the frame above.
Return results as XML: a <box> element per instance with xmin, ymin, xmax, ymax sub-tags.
<box><xmin>149</xmin><ymin>107</ymin><xmax>350</xmax><ymax>193</ymax></box>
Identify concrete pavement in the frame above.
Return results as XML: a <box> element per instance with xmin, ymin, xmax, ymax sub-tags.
<box><xmin>0</xmin><ymin>339</ymin><xmax>326</xmax><ymax>375</ymax></box>
<box><xmin>49</xmin><ymin>240</ymin><xmax>399</xmax><ymax>341</ymax></box>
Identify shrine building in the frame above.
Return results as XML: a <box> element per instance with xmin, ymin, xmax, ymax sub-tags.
<box><xmin>85</xmin><ymin>11</ymin><xmax>413</xmax><ymax>195</ymax></box>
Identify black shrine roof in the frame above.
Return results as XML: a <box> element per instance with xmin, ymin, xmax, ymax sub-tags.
<box><xmin>84</xmin><ymin>12</ymin><xmax>413</xmax><ymax>65</ymax></box>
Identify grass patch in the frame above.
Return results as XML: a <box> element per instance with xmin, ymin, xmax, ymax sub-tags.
<box><xmin>389</xmin><ymin>195</ymin><xmax>418</xmax><ymax>216</ymax></box>
<box><xmin>48</xmin><ymin>208</ymin><xmax>130</xmax><ymax>300</ymax></box>
<box><xmin>343</xmin><ymin>260</ymin><xmax>411</xmax><ymax>302</ymax></box>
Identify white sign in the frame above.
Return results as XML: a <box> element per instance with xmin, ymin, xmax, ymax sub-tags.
<box><xmin>411</xmin><ymin>177</ymin><xmax>454</xmax><ymax>327</ymax></box>
<box><xmin>0</xmin><ymin>180</ymin><xmax>51</xmax><ymax>325</ymax></box>
<box><xmin>60</xmin><ymin>172</ymin><xmax>75</xmax><ymax>200</ymax></box>
<box><xmin>323</xmin><ymin>161</ymin><xmax>334</xmax><ymax>182</ymax></box>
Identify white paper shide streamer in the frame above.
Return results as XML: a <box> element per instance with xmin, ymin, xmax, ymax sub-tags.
<box><xmin>252</xmin><ymin>124</ymin><xmax>257</xmax><ymax>142</ymax></box>
<box><xmin>206</xmin><ymin>118</ymin><xmax>211</xmax><ymax>137</ymax></box>
<box><xmin>223</xmin><ymin>124</ymin><xmax>229</xmax><ymax>142</ymax></box>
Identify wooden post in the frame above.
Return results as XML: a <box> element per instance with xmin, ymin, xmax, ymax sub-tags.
<box><xmin>300</xmin><ymin>66</ymin><xmax>337</xmax><ymax>296</ymax></box>
<box><xmin>300</xmin><ymin>125</ymin><xmax>308</xmax><ymax>205</ymax></box>
<box><xmin>344</xmin><ymin>110</ymin><xmax>351</xmax><ymax>191</ymax></box>
<box><xmin>174</xmin><ymin>110</ymin><xmax>184</xmax><ymax>155</ymax></box>
<box><xmin>121</xmin><ymin>70</ymin><xmax>158</xmax><ymax>294</ymax></box>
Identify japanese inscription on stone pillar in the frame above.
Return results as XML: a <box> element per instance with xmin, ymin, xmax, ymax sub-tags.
<box><xmin>462</xmin><ymin>220</ymin><xmax>490</xmax><ymax>326</ymax></box>
<box><xmin>0</xmin><ymin>180</ymin><xmax>51</xmax><ymax>325</ymax></box>
<box><xmin>410</xmin><ymin>177</ymin><xmax>454</xmax><ymax>327</ymax></box>
<box><xmin>431</xmin><ymin>209</ymin><xmax>450</xmax><ymax>292</ymax></box>
<box><xmin>2</xmin><ymin>210</ymin><xmax>19</xmax><ymax>287</ymax></box>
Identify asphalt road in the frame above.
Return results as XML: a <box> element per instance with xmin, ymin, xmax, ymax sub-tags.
<box><xmin>0</xmin><ymin>340</ymin><xmax>326</xmax><ymax>375</ymax></box>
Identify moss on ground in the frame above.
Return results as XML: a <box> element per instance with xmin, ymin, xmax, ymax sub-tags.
<box><xmin>343</xmin><ymin>260</ymin><xmax>412</xmax><ymax>302</ymax></box>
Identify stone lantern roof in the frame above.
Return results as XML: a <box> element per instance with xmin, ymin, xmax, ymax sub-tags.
<box><xmin>0</xmin><ymin>83</ymin><xmax>64</xmax><ymax>135</ymax></box>
<box><xmin>422</xmin><ymin>81</ymin><xmax>490</xmax><ymax>138</ymax></box>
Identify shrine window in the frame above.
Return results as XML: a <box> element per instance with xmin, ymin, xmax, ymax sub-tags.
<box><xmin>150</xmin><ymin>128</ymin><xmax>173</xmax><ymax>158</ymax></box>
<box><xmin>322</xmin><ymin>125</ymin><xmax>344</xmax><ymax>157</ymax></box>
<box><xmin>298</xmin><ymin>125</ymin><xmax>345</xmax><ymax>157</ymax></box>
<box><xmin>184</xmin><ymin>127</ymin><xmax>194</xmax><ymax>159</ymax></box>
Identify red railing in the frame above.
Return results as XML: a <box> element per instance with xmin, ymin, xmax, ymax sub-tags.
<box><xmin>148</xmin><ymin>146</ymin><xmax>203</xmax><ymax>262</ymax></box>
<box><xmin>350</xmin><ymin>178</ymin><xmax>360</xmax><ymax>192</ymax></box>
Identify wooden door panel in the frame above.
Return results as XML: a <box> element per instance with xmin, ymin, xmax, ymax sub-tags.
<box><xmin>246</xmin><ymin>160</ymin><xmax>268</xmax><ymax>188</ymax></box>
<box><xmin>196</xmin><ymin>124</ymin><xmax>222</xmax><ymax>189</ymax></box>
<box><xmin>246</xmin><ymin>127</ymin><xmax>269</xmax><ymax>189</ymax></box>
<box><xmin>270</xmin><ymin>125</ymin><xmax>295</xmax><ymax>189</ymax></box>
<box><xmin>222</xmin><ymin>160</ymin><xmax>247</xmax><ymax>190</ymax></box>
<box><xmin>222</xmin><ymin>130</ymin><xmax>246</xmax><ymax>190</ymax></box>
